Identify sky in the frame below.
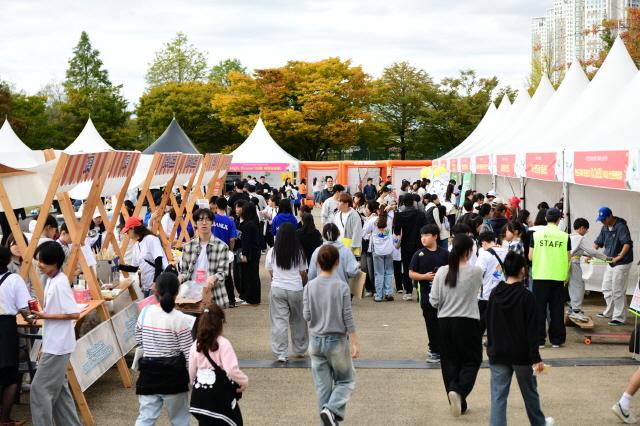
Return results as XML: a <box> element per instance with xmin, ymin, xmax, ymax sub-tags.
<box><xmin>0</xmin><ymin>0</ymin><xmax>545</xmax><ymax>106</ymax></box>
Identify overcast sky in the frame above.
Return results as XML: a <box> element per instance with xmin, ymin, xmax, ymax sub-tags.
<box><xmin>0</xmin><ymin>0</ymin><xmax>545</xmax><ymax>106</ymax></box>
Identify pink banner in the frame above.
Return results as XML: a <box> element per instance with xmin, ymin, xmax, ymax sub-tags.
<box><xmin>526</xmin><ymin>152</ymin><xmax>556</xmax><ymax>181</ymax></box>
<box><xmin>229</xmin><ymin>163</ymin><xmax>290</xmax><ymax>172</ymax></box>
<box><xmin>574</xmin><ymin>150</ymin><xmax>628</xmax><ymax>189</ymax></box>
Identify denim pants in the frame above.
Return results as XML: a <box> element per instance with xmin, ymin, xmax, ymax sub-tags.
<box><xmin>309</xmin><ymin>334</ymin><xmax>356</xmax><ymax>422</ymax></box>
<box><xmin>135</xmin><ymin>392</ymin><xmax>190</xmax><ymax>426</ymax></box>
<box><xmin>372</xmin><ymin>253</ymin><xmax>394</xmax><ymax>299</ymax></box>
<box><xmin>490</xmin><ymin>364</ymin><xmax>546</xmax><ymax>426</ymax></box>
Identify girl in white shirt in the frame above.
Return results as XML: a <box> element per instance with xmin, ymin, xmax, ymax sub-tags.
<box><xmin>30</xmin><ymin>241</ymin><xmax>81</xmax><ymax>426</ymax></box>
<box><xmin>266</xmin><ymin>222</ymin><xmax>308</xmax><ymax>362</ymax></box>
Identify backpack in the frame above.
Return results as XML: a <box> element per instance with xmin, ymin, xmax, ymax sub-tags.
<box><xmin>425</xmin><ymin>206</ymin><xmax>437</xmax><ymax>225</ymax></box>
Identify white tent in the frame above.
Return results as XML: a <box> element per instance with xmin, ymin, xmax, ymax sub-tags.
<box><xmin>442</xmin><ymin>102</ymin><xmax>497</xmax><ymax>160</ymax></box>
<box><xmin>0</xmin><ymin>118</ymin><xmax>31</xmax><ymax>152</ymax></box>
<box><xmin>230</xmin><ymin>117</ymin><xmax>299</xmax><ymax>183</ymax></box>
<box><xmin>64</xmin><ymin>118</ymin><xmax>114</xmax><ymax>153</ymax></box>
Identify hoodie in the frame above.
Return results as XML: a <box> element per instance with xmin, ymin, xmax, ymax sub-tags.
<box><xmin>307</xmin><ymin>241</ymin><xmax>360</xmax><ymax>284</ymax></box>
<box><xmin>486</xmin><ymin>281</ymin><xmax>541</xmax><ymax>366</ymax></box>
<box><xmin>271</xmin><ymin>212</ymin><xmax>298</xmax><ymax>236</ymax></box>
<box><xmin>393</xmin><ymin>207</ymin><xmax>427</xmax><ymax>254</ymax></box>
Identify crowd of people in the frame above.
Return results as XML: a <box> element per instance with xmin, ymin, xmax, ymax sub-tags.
<box><xmin>0</xmin><ymin>172</ymin><xmax>637</xmax><ymax>425</ymax></box>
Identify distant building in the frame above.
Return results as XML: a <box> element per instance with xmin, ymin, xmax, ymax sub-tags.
<box><xmin>532</xmin><ymin>0</ymin><xmax>639</xmax><ymax>81</ymax></box>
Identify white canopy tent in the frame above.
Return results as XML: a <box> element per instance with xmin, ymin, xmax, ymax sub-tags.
<box><xmin>442</xmin><ymin>102</ymin><xmax>497</xmax><ymax>160</ymax></box>
<box><xmin>64</xmin><ymin>118</ymin><xmax>115</xmax><ymax>153</ymax></box>
<box><xmin>230</xmin><ymin>117</ymin><xmax>300</xmax><ymax>186</ymax></box>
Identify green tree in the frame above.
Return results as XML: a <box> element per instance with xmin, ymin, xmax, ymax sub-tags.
<box><xmin>136</xmin><ymin>81</ymin><xmax>243</xmax><ymax>152</ymax></box>
<box><xmin>209</xmin><ymin>58</ymin><xmax>247</xmax><ymax>87</ymax></box>
<box><xmin>370</xmin><ymin>62</ymin><xmax>436</xmax><ymax>159</ymax></box>
<box><xmin>212</xmin><ymin>58</ymin><xmax>372</xmax><ymax>160</ymax></box>
<box><xmin>62</xmin><ymin>31</ymin><xmax>130</xmax><ymax>148</ymax></box>
<box><xmin>417</xmin><ymin>70</ymin><xmax>498</xmax><ymax>158</ymax></box>
<box><xmin>0</xmin><ymin>80</ymin><xmax>10</xmax><ymax>118</ymax></box>
<box><xmin>146</xmin><ymin>32</ymin><xmax>208</xmax><ymax>87</ymax></box>
<box><xmin>527</xmin><ymin>54</ymin><xmax>551</xmax><ymax>95</ymax></box>
<box><xmin>493</xmin><ymin>85</ymin><xmax>517</xmax><ymax>104</ymax></box>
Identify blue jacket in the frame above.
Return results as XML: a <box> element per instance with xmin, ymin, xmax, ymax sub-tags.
<box><xmin>594</xmin><ymin>217</ymin><xmax>633</xmax><ymax>265</ymax></box>
<box><xmin>272</xmin><ymin>213</ymin><xmax>298</xmax><ymax>236</ymax></box>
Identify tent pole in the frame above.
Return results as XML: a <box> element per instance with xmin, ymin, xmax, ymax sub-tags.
<box><xmin>520</xmin><ymin>177</ymin><xmax>526</xmax><ymax>210</ymax></box>
<box><xmin>561</xmin><ymin>149</ymin><xmax>569</xmax><ymax>232</ymax></box>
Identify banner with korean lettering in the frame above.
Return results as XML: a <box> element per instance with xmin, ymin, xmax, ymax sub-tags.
<box><xmin>525</xmin><ymin>152</ymin><xmax>556</xmax><ymax>181</ymax></box>
<box><xmin>496</xmin><ymin>154</ymin><xmax>516</xmax><ymax>177</ymax></box>
<box><xmin>474</xmin><ymin>155</ymin><xmax>491</xmax><ymax>175</ymax></box>
<box><xmin>573</xmin><ymin>150</ymin><xmax>628</xmax><ymax>190</ymax></box>
<box><xmin>460</xmin><ymin>157</ymin><xmax>471</xmax><ymax>173</ymax></box>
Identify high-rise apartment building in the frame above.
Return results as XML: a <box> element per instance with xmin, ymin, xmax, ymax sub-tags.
<box><xmin>532</xmin><ymin>0</ymin><xmax>639</xmax><ymax>79</ymax></box>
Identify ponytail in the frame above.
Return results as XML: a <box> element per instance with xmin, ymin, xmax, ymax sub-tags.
<box><xmin>446</xmin><ymin>234</ymin><xmax>474</xmax><ymax>288</ymax></box>
<box><xmin>155</xmin><ymin>272</ymin><xmax>179</xmax><ymax>313</ymax></box>
<box><xmin>376</xmin><ymin>208</ymin><xmax>389</xmax><ymax>229</ymax></box>
<box><xmin>196</xmin><ymin>304</ymin><xmax>225</xmax><ymax>354</ymax></box>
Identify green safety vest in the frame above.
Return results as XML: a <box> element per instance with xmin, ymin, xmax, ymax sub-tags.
<box><xmin>531</xmin><ymin>224</ymin><xmax>570</xmax><ymax>281</ymax></box>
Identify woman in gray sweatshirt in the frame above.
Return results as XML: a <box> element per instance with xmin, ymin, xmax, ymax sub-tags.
<box><xmin>430</xmin><ymin>234</ymin><xmax>483</xmax><ymax>419</ymax></box>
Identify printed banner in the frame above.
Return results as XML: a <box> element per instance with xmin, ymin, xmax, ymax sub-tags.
<box><xmin>475</xmin><ymin>155</ymin><xmax>491</xmax><ymax>175</ymax></box>
<box><xmin>229</xmin><ymin>162</ymin><xmax>290</xmax><ymax>172</ymax></box>
<box><xmin>496</xmin><ymin>154</ymin><xmax>516</xmax><ymax>177</ymax></box>
<box><xmin>110</xmin><ymin>302</ymin><xmax>140</xmax><ymax>356</ymax></box>
<box><xmin>525</xmin><ymin>152</ymin><xmax>556</xmax><ymax>181</ymax></box>
<box><xmin>460</xmin><ymin>157</ymin><xmax>471</xmax><ymax>173</ymax></box>
<box><xmin>60</xmin><ymin>152</ymin><xmax>111</xmax><ymax>190</ymax></box>
<box><xmin>155</xmin><ymin>153</ymin><xmax>181</xmax><ymax>176</ymax></box>
<box><xmin>573</xmin><ymin>150</ymin><xmax>628</xmax><ymax>190</ymax></box>
<box><xmin>449</xmin><ymin>158</ymin><xmax>459</xmax><ymax>173</ymax></box>
<box><xmin>107</xmin><ymin>151</ymin><xmax>141</xmax><ymax>179</ymax></box>
<box><xmin>70</xmin><ymin>320</ymin><xmax>123</xmax><ymax>392</ymax></box>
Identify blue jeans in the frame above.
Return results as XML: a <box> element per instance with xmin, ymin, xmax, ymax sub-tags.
<box><xmin>135</xmin><ymin>393</ymin><xmax>190</xmax><ymax>426</ymax></box>
<box><xmin>490</xmin><ymin>364</ymin><xmax>546</xmax><ymax>426</ymax></box>
<box><xmin>372</xmin><ymin>253</ymin><xmax>393</xmax><ymax>299</ymax></box>
<box><xmin>309</xmin><ymin>334</ymin><xmax>355</xmax><ymax>422</ymax></box>
<box><xmin>438</xmin><ymin>238</ymin><xmax>448</xmax><ymax>250</ymax></box>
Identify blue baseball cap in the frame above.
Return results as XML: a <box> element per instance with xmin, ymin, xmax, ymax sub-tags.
<box><xmin>596</xmin><ymin>207</ymin><xmax>612</xmax><ymax>222</ymax></box>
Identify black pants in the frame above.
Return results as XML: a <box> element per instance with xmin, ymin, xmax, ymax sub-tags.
<box><xmin>532</xmin><ymin>280</ymin><xmax>566</xmax><ymax>346</ymax></box>
<box><xmin>439</xmin><ymin>317</ymin><xmax>482</xmax><ymax>412</ymax></box>
<box><xmin>421</xmin><ymin>300</ymin><xmax>440</xmax><ymax>354</ymax></box>
<box><xmin>400</xmin><ymin>249</ymin><xmax>416</xmax><ymax>294</ymax></box>
<box><xmin>393</xmin><ymin>260</ymin><xmax>403</xmax><ymax>292</ymax></box>
<box><xmin>478</xmin><ymin>300</ymin><xmax>488</xmax><ymax>335</ymax></box>
<box><xmin>364</xmin><ymin>252</ymin><xmax>375</xmax><ymax>293</ymax></box>
<box><xmin>225</xmin><ymin>264</ymin><xmax>235</xmax><ymax>306</ymax></box>
<box><xmin>241</xmin><ymin>254</ymin><xmax>261</xmax><ymax>305</ymax></box>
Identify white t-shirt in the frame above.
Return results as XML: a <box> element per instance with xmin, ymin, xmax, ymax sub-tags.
<box><xmin>0</xmin><ymin>272</ymin><xmax>30</xmax><ymax>315</ymax></box>
<box><xmin>43</xmin><ymin>272</ymin><xmax>80</xmax><ymax>355</ymax></box>
<box><xmin>133</xmin><ymin>235</ymin><xmax>168</xmax><ymax>291</ymax></box>
<box><xmin>475</xmin><ymin>246</ymin><xmax>507</xmax><ymax>301</ymax></box>
<box><xmin>192</xmin><ymin>243</ymin><xmax>209</xmax><ymax>284</ymax></box>
<box><xmin>265</xmin><ymin>248</ymin><xmax>306</xmax><ymax>291</ymax></box>
<box><xmin>161</xmin><ymin>213</ymin><xmax>175</xmax><ymax>237</ymax></box>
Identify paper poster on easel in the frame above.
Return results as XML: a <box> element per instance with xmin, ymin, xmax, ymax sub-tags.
<box><xmin>629</xmin><ymin>284</ymin><xmax>640</xmax><ymax>317</ymax></box>
<box><xmin>70</xmin><ymin>320</ymin><xmax>123</xmax><ymax>392</ymax></box>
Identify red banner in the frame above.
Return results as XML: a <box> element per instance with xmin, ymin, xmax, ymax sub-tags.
<box><xmin>526</xmin><ymin>152</ymin><xmax>556</xmax><ymax>181</ymax></box>
<box><xmin>449</xmin><ymin>158</ymin><xmax>459</xmax><ymax>173</ymax></box>
<box><xmin>475</xmin><ymin>155</ymin><xmax>491</xmax><ymax>174</ymax></box>
<box><xmin>460</xmin><ymin>157</ymin><xmax>470</xmax><ymax>173</ymax></box>
<box><xmin>573</xmin><ymin>150</ymin><xmax>628</xmax><ymax>189</ymax></box>
<box><xmin>496</xmin><ymin>155</ymin><xmax>516</xmax><ymax>177</ymax></box>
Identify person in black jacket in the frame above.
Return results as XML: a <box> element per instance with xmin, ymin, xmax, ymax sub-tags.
<box><xmin>229</xmin><ymin>181</ymin><xmax>250</xmax><ymax>218</ymax></box>
<box><xmin>236</xmin><ymin>201</ymin><xmax>262</xmax><ymax>305</ymax></box>
<box><xmin>487</xmin><ymin>251</ymin><xmax>553</xmax><ymax>426</ymax></box>
<box><xmin>296</xmin><ymin>213</ymin><xmax>322</xmax><ymax>267</ymax></box>
<box><xmin>393</xmin><ymin>195</ymin><xmax>427</xmax><ymax>300</ymax></box>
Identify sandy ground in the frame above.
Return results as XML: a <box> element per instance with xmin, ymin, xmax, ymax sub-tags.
<box><xmin>12</xmin><ymin>214</ymin><xmax>640</xmax><ymax>425</ymax></box>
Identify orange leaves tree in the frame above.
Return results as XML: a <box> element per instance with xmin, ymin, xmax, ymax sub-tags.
<box><xmin>212</xmin><ymin>58</ymin><xmax>373</xmax><ymax>160</ymax></box>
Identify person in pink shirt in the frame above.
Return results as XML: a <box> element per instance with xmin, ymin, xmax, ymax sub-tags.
<box><xmin>189</xmin><ymin>304</ymin><xmax>248</xmax><ymax>425</ymax></box>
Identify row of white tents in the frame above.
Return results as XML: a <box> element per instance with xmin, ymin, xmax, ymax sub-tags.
<box><xmin>438</xmin><ymin>37</ymin><xmax>640</xmax><ymax>294</ymax></box>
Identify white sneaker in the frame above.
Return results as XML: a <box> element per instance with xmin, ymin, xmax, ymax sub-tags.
<box><xmin>402</xmin><ymin>293</ymin><xmax>413</xmax><ymax>301</ymax></box>
<box><xmin>277</xmin><ymin>355</ymin><xmax>287</xmax><ymax>363</ymax></box>
<box><xmin>448</xmin><ymin>391</ymin><xmax>462</xmax><ymax>417</ymax></box>
<box><xmin>545</xmin><ymin>417</ymin><xmax>556</xmax><ymax>426</ymax></box>
<box><xmin>364</xmin><ymin>291</ymin><xmax>373</xmax><ymax>297</ymax></box>
<box><xmin>569</xmin><ymin>311</ymin><xmax>589</xmax><ymax>322</ymax></box>
<box><xmin>397</xmin><ymin>289</ymin><xmax>405</xmax><ymax>294</ymax></box>
<box><xmin>612</xmin><ymin>403</ymin><xmax>638</xmax><ymax>424</ymax></box>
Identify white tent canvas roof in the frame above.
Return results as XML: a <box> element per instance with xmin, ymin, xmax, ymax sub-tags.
<box><xmin>442</xmin><ymin>102</ymin><xmax>496</xmax><ymax>159</ymax></box>
<box><xmin>0</xmin><ymin>118</ymin><xmax>31</xmax><ymax>152</ymax></box>
<box><xmin>230</xmin><ymin>117</ymin><xmax>299</xmax><ymax>172</ymax></box>
<box><xmin>64</xmin><ymin>118</ymin><xmax>114</xmax><ymax>153</ymax></box>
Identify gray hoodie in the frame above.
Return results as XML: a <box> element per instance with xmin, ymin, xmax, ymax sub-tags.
<box><xmin>307</xmin><ymin>240</ymin><xmax>360</xmax><ymax>284</ymax></box>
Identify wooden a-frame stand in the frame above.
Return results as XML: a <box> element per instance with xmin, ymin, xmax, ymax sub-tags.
<box><xmin>0</xmin><ymin>151</ymin><xmax>133</xmax><ymax>426</ymax></box>
<box><xmin>164</xmin><ymin>153</ymin><xmax>203</xmax><ymax>249</ymax></box>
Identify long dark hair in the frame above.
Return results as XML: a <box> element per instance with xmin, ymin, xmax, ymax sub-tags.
<box><xmin>300</xmin><ymin>213</ymin><xmax>317</xmax><ymax>234</ymax></box>
<box><xmin>445</xmin><ymin>234</ymin><xmax>474</xmax><ymax>288</ymax></box>
<box><xmin>273</xmin><ymin>222</ymin><xmax>304</xmax><ymax>270</ymax></box>
<box><xmin>196</xmin><ymin>304</ymin><xmax>225</xmax><ymax>354</ymax></box>
<box><xmin>241</xmin><ymin>201</ymin><xmax>259</xmax><ymax>223</ymax></box>
<box><xmin>156</xmin><ymin>272</ymin><xmax>179</xmax><ymax>313</ymax></box>
<box><xmin>377</xmin><ymin>205</ymin><xmax>389</xmax><ymax>229</ymax></box>
<box><xmin>133</xmin><ymin>225</ymin><xmax>153</xmax><ymax>241</ymax></box>
<box><xmin>534</xmin><ymin>209</ymin><xmax>547</xmax><ymax>226</ymax></box>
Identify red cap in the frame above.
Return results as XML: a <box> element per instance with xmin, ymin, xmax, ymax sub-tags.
<box><xmin>508</xmin><ymin>196</ymin><xmax>521</xmax><ymax>209</ymax></box>
<box><xmin>121</xmin><ymin>216</ymin><xmax>143</xmax><ymax>234</ymax></box>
